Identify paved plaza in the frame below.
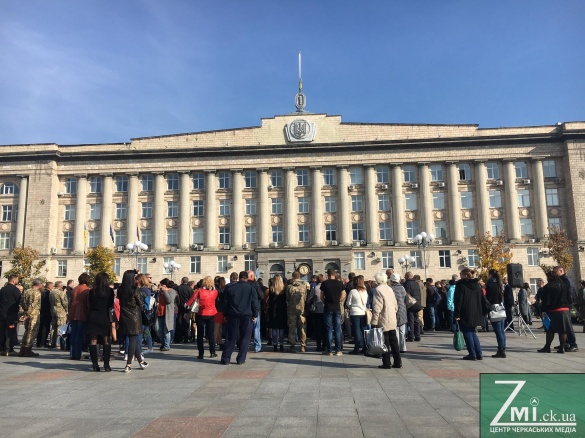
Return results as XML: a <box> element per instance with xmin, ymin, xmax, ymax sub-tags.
<box><xmin>0</xmin><ymin>327</ymin><xmax>583</xmax><ymax>438</ymax></box>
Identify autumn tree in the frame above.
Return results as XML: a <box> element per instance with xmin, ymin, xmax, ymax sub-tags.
<box><xmin>540</xmin><ymin>226</ymin><xmax>573</xmax><ymax>274</ymax></box>
<box><xmin>4</xmin><ymin>246</ymin><xmax>47</xmax><ymax>290</ymax></box>
<box><xmin>84</xmin><ymin>245</ymin><xmax>117</xmax><ymax>284</ymax></box>
<box><xmin>474</xmin><ymin>232</ymin><xmax>514</xmax><ymax>281</ymax></box>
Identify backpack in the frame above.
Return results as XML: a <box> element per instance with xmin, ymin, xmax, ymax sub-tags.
<box><xmin>141</xmin><ymin>290</ymin><xmax>156</xmax><ymax>325</ymax></box>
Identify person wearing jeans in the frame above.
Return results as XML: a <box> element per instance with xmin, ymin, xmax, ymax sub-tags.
<box><xmin>320</xmin><ymin>269</ymin><xmax>346</xmax><ymax>356</ymax></box>
<box><xmin>346</xmin><ymin>276</ymin><xmax>369</xmax><ymax>354</ymax></box>
<box><xmin>485</xmin><ymin>270</ymin><xmax>507</xmax><ymax>358</ymax></box>
<box><xmin>324</xmin><ymin>311</ymin><xmax>342</xmax><ymax>354</ymax></box>
<box><xmin>68</xmin><ymin>273</ymin><xmax>91</xmax><ymax>360</ymax></box>
<box><xmin>185</xmin><ymin>276</ymin><xmax>218</xmax><ymax>359</ymax></box>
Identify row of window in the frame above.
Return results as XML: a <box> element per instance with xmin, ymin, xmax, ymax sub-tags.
<box><xmin>61</xmin><ymin>160</ymin><xmax>560</xmax><ymax>195</ymax></box>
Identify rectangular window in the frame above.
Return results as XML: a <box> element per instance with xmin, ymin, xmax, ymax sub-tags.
<box><xmin>296</xmin><ymin>169</ymin><xmax>309</xmax><ymax>186</ymax></box>
<box><xmin>272</xmin><ymin>225</ymin><xmax>283</xmax><ymax>243</ymax></box>
<box><xmin>114</xmin><ymin>229</ymin><xmax>126</xmax><ymax>246</ymax></box>
<box><xmin>517</xmin><ymin>189</ymin><xmax>531</xmax><ymax>207</ymax></box>
<box><xmin>63</xmin><ymin>231</ymin><xmax>74</xmax><ymax>249</ymax></box>
<box><xmin>325</xmin><ymin>224</ymin><xmax>337</xmax><ymax>242</ymax></box>
<box><xmin>115</xmin><ymin>203</ymin><xmax>127</xmax><ymax>220</ymax></box>
<box><xmin>353</xmin><ymin>252</ymin><xmax>365</xmax><ymax>270</ymax></box>
<box><xmin>403</xmin><ymin>165</ymin><xmax>416</xmax><ymax>183</ymax></box>
<box><xmin>545</xmin><ymin>188</ymin><xmax>559</xmax><ymax>206</ymax></box>
<box><xmin>192</xmin><ymin>173</ymin><xmax>205</xmax><ymax>190</ymax></box>
<box><xmin>88</xmin><ymin>231</ymin><xmax>100</xmax><ymax>248</ymax></box>
<box><xmin>349</xmin><ymin>167</ymin><xmax>364</xmax><ymax>185</ymax></box>
<box><xmin>351</xmin><ymin>195</ymin><xmax>363</xmax><ymax>212</ymax></box>
<box><xmin>136</xmin><ymin>257</ymin><xmax>148</xmax><ymax>274</ymax></box>
<box><xmin>141</xmin><ymin>202</ymin><xmax>153</xmax><ymax>219</ymax></box>
<box><xmin>270</xmin><ymin>170</ymin><xmax>282</xmax><ymax>187</ymax></box>
<box><xmin>489</xmin><ymin>190</ymin><xmax>502</xmax><ymax>208</ymax></box>
<box><xmin>410</xmin><ymin>250</ymin><xmax>421</xmax><ymax>268</ymax></box>
<box><xmin>323</xmin><ymin>168</ymin><xmax>336</xmax><ymax>186</ymax></box>
<box><xmin>324</xmin><ymin>196</ymin><xmax>336</xmax><ymax>213</ymax></box>
<box><xmin>271</xmin><ymin>198</ymin><xmax>283</xmax><ymax>214</ymax></box>
<box><xmin>298</xmin><ymin>224</ymin><xmax>310</xmax><ymax>242</ymax></box>
<box><xmin>298</xmin><ymin>197</ymin><xmax>309</xmax><ymax>214</ymax></box>
<box><xmin>0</xmin><ymin>232</ymin><xmax>12</xmax><ymax>249</ymax></box>
<box><xmin>163</xmin><ymin>257</ymin><xmax>174</xmax><ymax>274</ymax></box>
<box><xmin>1</xmin><ymin>183</ymin><xmax>16</xmax><ymax>195</ymax></box>
<box><xmin>244</xmin><ymin>171</ymin><xmax>257</xmax><ymax>188</ymax></box>
<box><xmin>379</xmin><ymin>222</ymin><xmax>392</xmax><ymax>241</ymax></box>
<box><xmin>433</xmin><ymin>192</ymin><xmax>445</xmax><ymax>210</ymax></box>
<box><xmin>192</xmin><ymin>200</ymin><xmax>204</xmax><ymax>217</ymax></box>
<box><xmin>515</xmin><ymin>161</ymin><xmax>528</xmax><ymax>178</ymax></box>
<box><xmin>141</xmin><ymin>229</ymin><xmax>152</xmax><ymax>246</ymax></box>
<box><xmin>381</xmin><ymin>251</ymin><xmax>393</xmax><ymax>269</ymax></box>
<box><xmin>113</xmin><ymin>258</ymin><xmax>121</xmax><ymax>276</ymax></box>
<box><xmin>89</xmin><ymin>176</ymin><xmax>102</xmax><ymax>193</ymax></box>
<box><xmin>434</xmin><ymin>221</ymin><xmax>447</xmax><ymax>239</ymax></box>
<box><xmin>141</xmin><ymin>175</ymin><xmax>153</xmax><ymax>192</ymax></box>
<box><xmin>245</xmin><ymin>226</ymin><xmax>257</xmax><ymax>244</ymax></box>
<box><xmin>405</xmin><ymin>193</ymin><xmax>417</xmax><ymax>211</ymax></box>
<box><xmin>65</xmin><ymin>178</ymin><xmax>77</xmax><ymax>194</ymax></box>
<box><xmin>245</xmin><ymin>199</ymin><xmax>257</xmax><ymax>215</ymax></box>
<box><xmin>529</xmin><ymin>278</ymin><xmax>541</xmax><ymax>296</ymax></box>
<box><xmin>219</xmin><ymin>199</ymin><xmax>231</xmax><ymax>216</ymax></box>
<box><xmin>89</xmin><ymin>204</ymin><xmax>101</xmax><ymax>220</ymax></box>
<box><xmin>166</xmin><ymin>228</ymin><xmax>178</xmax><ymax>245</ymax></box>
<box><xmin>378</xmin><ymin>194</ymin><xmax>390</xmax><ymax>211</ymax></box>
<box><xmin>218</xmin><ymin>172</ymin><xmax>231</xmax><ymax>189</ymax></box>
<box><xmin>486</xmin><ymin>162</ymin><xmax>500</xmax><ymax>180</ymax></box>
<box><xmin>244</xmin><ymin>255</ymin><xmax>255</xmax><ymax>272</ymax></box>
<box><xmin>376</xmin><ymin>166</ymin><xmax>389</xmax><ymax>184</ymax></box>
<box><xmin>64</xmin><ymin>205</ymin><xmax>75</xmax><ymax>221</ymax></box>
<box><xmin>520</xmin><ymin>219</ymin><xmax>533</xmax><ymax>236</ymax></box>
<box><xmin>191</xmin><ymin>227</ymin><xmax>204</xmax><ymax>244</ymax></box>
<box><xmin>491</xmin><ymin>219</ymin><xmax>504</xmax><ymax>236</ymax></box>
<box><xmin>167</xmin><ymin>201</ymin><xmax>178</xmax><ymax>218</ymax></box>
<box><xmin>543</xmin><ymin>160</ymin><xmax>556</xmax><ymax>178</ymax></box>
<box><xmin>57</xmin><ymin>260</ymin><xmax>67</xmax><ymax>277</ymax></box>
<box><xmin>460</xmin><ymin>191</ymin><xmax>473</xmax><ymax>209</ymax></box>
<box><xmin>115</xmin><ymin>175</ymin><xmax>128</xmax><ymax>192</ymax></box>
<box><xmin>352</xmin><ymin>223</ymin><xmax>364</xmax><ymax>241</ymax></box>
<box><xmin>217</xmin><ymin>256</ymin><xmax>228</xmax><ymax>273</ymax></box>
<box><xmin>439</xmin><ymin>250</ymin><xmax>451</xmax><ymax>268</ymax></box>
<box><xmin>463</xmin><ymin>220</ymin><xmax>475</xmax><ymax>238</ymax></box>
<box><xmin>219</xmin><ymin>227</ymin><xmax>230</xmax><ymax>245</ymax></box>
<box><xmin>430</xmin><ymin>164</ymin><xmax>443</xmax><ymax>182</ymax></box>
<box><xmin>527</xmin><ymin>247</ymin><xmax>539</xmax><ymax>266</ymax></box>
<box><xmin>459</xmin><ymin>163</ymin><xmax>472</xmax><ymax>181</ymax></box>
<box><xmin>190</xmin><ymin>256</ymin><xmax>201</xmax><ymax>274</ymax></box>
<box><xmin>166</xmin><ymin>174</ymin><xmax>179</xmax><ymax>191</ymax></box>
<box><xmin>548</xmin><ymin>217</ymin><xmax>561</xmax><ymax>232</ymax></box>
<box><xmin>406</xmin><ymin>221</ymin><xmax>419</xmax><ymax>239</ymax></box>
<box><xmin>467</xmin><ymin>249</ymin><xmax>479</xmax><ymax>267</ymax></box>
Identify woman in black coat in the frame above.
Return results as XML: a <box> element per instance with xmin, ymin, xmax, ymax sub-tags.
<box><xmin>87</xmin><ymin>272</ymin><xmax>114</xmax><ymax>372</ymax></box>
<box><xmin>454</xmin><ymin>268</ymin><xmax>491</xmax><ymax>361</ymax></box>
<box><xmin>118</xmin><ymin>270</ymin><xmax>148</xmax><ymax>373</ymax></box>
<box><xmin>537</xmin><ymin>271</ymin><xmax>572</xmax><ymax>353</ymax></box>
<box><xmin>485</xmin><ymin>269</ymin><xmax>507</xmax><ymax>358</ymax></box>
<box><xmin>267</xmin><ymin>274</ymin><xmax>287</xmax><ymax>352</ymax></box>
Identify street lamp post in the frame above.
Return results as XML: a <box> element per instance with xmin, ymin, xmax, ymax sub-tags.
<box><xmin>397</xmin><ymin>255</ymin><xmax>416</xmax><ymax>272</ymax></box>
<box><xmin>163</xmin><ymin>260</ymin><xmax>181</xmax><ymax>281</ymax></box>
<box><xmin>126</xmin><ymin>240</ymin><xmax>149</xmax><ymax>270</ymax></box>
<box><xmin>414</xmin><ymin>231</ymin><xmax>435</xmax><ymax>279</ymax></box>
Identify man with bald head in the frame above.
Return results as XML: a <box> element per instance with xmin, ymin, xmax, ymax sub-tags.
<box><xmin>247</xmin><ymin>270</ymin><xmax>264</xmax><ymax>353</ymax></box>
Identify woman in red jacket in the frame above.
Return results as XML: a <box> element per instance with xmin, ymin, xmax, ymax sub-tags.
<box><xmin>186</xmin><ymin>276</ymin><xmax>218</xmax><ymax>359</ymax></box>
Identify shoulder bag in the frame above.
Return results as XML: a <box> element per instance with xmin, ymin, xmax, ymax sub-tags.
<box><xmin>489</xmin><ymin>303</ymin><xmax>506</xmax><ymax>322</ymax></box>
<box><xmin>453</xmin><ymin>322</ymin><xmax>465</xmax><ymax>351</ymax></box>
<box><xmin>405</xmin><ymin>293</ymin><xmax>417</xmax><ymax>309</ymax></box>
<box><xmin>359</xmin><ymin>292</ymin><xmax>372</xmax><ymax>325</ymax></box>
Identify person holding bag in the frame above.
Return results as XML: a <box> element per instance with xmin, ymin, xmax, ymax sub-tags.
<box><xmin>485</xmin><ymin>269</ymin><xmax>507</xmax><ymax>358</ymax></box>
<box><xmin>370</xmin><ymin>272</ymin><xmax>402</xmax><ymax>369</ymax></box>
<box><xmin>346</xmin><ymin>276</ymin><xmax>369</xmax><ymax>355</ymax></box>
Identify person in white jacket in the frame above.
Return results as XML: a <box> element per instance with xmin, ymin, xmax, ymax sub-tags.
<box><xmin>346</xmin><ymin>276</ymin><xmax>369</xmax><ymax>355</ymax></box>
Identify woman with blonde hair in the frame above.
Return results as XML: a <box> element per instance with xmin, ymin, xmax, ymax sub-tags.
<box><xmin>346</xmin><ymin>275</ymin><xmax>369</xmax><ymax>355</ymax></box>
<box><xmin>186</xmin><ymin>276</ymin><xmax>218</xmax><ymax>359</ymax></box>
<box><xmin>267</xmin><ymin>274</ymin><xmax>287</xmax><ymax>352</ymax></box>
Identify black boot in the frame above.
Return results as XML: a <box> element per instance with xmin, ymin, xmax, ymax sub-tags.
<box><xmin>492</xmin><ymin>349</ymin><xmax>506</xmax><ymax>358</ymax></box>
<box><xmin>89</xmin><ymin>345</ymin><xmax>100</xmax><ymax>371</ymax></box>
<box><xmin>103</xmin><ymin>344</ymin><xmax>111</xmax><ymax>372</ymax></box>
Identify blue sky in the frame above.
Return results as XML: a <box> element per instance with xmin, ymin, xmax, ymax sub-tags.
<box><xmin>1</xmin><ymin>1</ymin><xmax>584</xmax><ymax>145</ymax></box>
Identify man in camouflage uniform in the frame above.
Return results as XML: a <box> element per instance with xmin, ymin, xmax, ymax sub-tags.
<box><xmin>18</xmin><ymin>279</ymin><xmax>44</xmax><ymax>357</ymax></box>
<box><xmin>286</xmin><ymin>271</ymin><xmax>307</xmax><ymax>353</ymax></box>
<box><xmin>49</xmin><ymin>281</ymin><xmax>68</xmax><ymax>348</ymax></box>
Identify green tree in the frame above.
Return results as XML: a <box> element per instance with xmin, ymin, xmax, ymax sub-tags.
<box><xmin>474</xmin><ymin>232</ymin><xmax>514</xmax><ymax>281</ymax></box>
<box><xmin>540</xmin><ymin>226</ymin><xmax>573</xmax><ymax>274</ymax></box>
<box><xmin>85</xmin><ymin>245</ymin><xmax>117</xmax><ymax>284</ymax></box>
<box><xmin>4</xmin><ymin>246</ymin><xmax>47</xmax><ymax>290</ymax></box>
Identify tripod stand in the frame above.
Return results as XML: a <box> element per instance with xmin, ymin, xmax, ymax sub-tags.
<box><xmin>505</xmin><ymin>304</ymin><xmax>536</xmax><ymax>338</ymax></box>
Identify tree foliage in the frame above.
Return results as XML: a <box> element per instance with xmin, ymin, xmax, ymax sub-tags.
<box><xmin>540</xmin><ymin>226</ymin><xmax>573</xmax><ymax>274</ymax></box>
<box><xmin>85</xmin><ymin>245</ymin><xmax>117</xmax><ymax>284</ymax></box>
<box><xmin>474</xmin><ymin>232</ymin><xmax>514</xmax><ymax>281</ymax></box>
<box><xmin>4</xmin><ymin>246</ymin><xmax>47</xmax><ymax>290</ymax></box>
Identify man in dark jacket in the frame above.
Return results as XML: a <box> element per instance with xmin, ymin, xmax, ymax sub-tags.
<box><xmin>175</xmin><ymin>277</ymin><xmax>193</xmax><ymax>343</ymax></box>
<box><xmin>404</xmin><ymin>272</ymin><xmax>421</xmax><ymax>341</ymax></box>
<box><xmin>554</xmin><ymin>266</ymin><xmax>578</xmax><ymax>352</ymax></box>
<box><xmin>221</xmin><ymin>272</ymin><xmax>259</xmax><ymax>365</ymax></box>
<box><xmin>36</xmin><ymin>282</ymin><xmax>53</xmax><ymax>348</ymax></box>
<box><xmin>247</xmin><ymin>271</ymin><xmax>264</xmax><ymax>353</ymax></box>
<box><xmin>503</xmin><ymin>277</ymin><xmax>515</xmax><ymax>331</ymax></box>
<box><xmin>0</xmin><ymin>275</ymin><xmax>21</xmax><ymax>356</ymax></box>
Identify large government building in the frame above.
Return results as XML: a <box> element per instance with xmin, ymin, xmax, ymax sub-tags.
<box><xmin>1</xmin><ymin>94</ymin><xmax>585</xmax><ymax>289</ymax></box>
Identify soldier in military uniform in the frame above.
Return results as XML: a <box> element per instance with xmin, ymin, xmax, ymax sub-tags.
<box><xmin>18</xmin><ymin>279</ymin><xmax>44</xmax><ymax>357</ymax></box>
<box><xmin>286</xmin><ymin>271</ymin><xmax>307</xmax><ymax>353</ymax></box>
<box><xmin>49</xmin><ymin>281</ymin><xmax>68</xmax><ymax>348</ymax></box>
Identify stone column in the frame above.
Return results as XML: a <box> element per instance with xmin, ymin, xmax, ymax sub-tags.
<box><xmin>15</xmin><ymin>176</ymin><xmax>29</xmax><ymax>248</ymax></box>
<box><xmin>311</xmin><ymin>167</ymin><xmax>324</xmax><ymax>246</ymax></box>
<box><xmin>204</xmin><ymin>171</ymin><xmax>217</xmax><ymax>249</ymax></box>
<box><xmin>153</xmin><ymin>173</ymin><xmax>166</xmax><ymax>251</ymax></box>
<box><xmin>232</xmin><ymin>169</ymin><xmax>243</xmax><ymax>248</ymax></box>
<box><xmin>73</xmin><ymin>175</ymin><xmax>87</xmax><ymax>253</ymax></box>
<box><xmin>503</xmin><ymin>160</ymin><xmax>521</xmax><ymax>241</ymax></box>
<box><xmin>179</xmin><ymin>172</ymin><xmax>191</xmax><ymax>250</ymax></box>
<box><xmin>391</xmin><ymin>164</ymin><xmax>406</xmax><ymax>245</ymax></box>
<box><xmin>365</xmin><ymin>165</ymin><xmax>379</xmax><ymax>245</ymax></box>
<box><xmin>126</xmin><ymin>174</ymin><xmax>139</xmax><ymax>246</ymax></box>
<box><xmin>100</xmin><ymin>174</ymin><xmax>114</xmax><ymax>248</ymax></box>
<box><xmin>284</xmin><ymin>168</ymin><xmax>296</xmax><ymax>246</ymax></box>
<box><xmin>258</xmin><ymin>169</ymin><xmax>270</xmax><ymax>248</ymax></box>
<box><xmin>337</xmin><ymin>166</ymin><xmax>351</xmax><ymax>245</ymax></box>
<box><xmin>418</xmin><ymin>163</ymin><xmax>434</xmax><ymax>237</ymax></box>
<box><xmin>474</xmin><ymin>161</ymin><xmax>490</xmax><ymax>236</ymax></box>
<box><xmin>532</xmin><ymin>159</ymin><xmax>548</xmax><ymax>240</ymax></box>
<box><xmin>446</xmin><ymin>162</ymin><xmax>463</xmax><ymax>243</ymax></box>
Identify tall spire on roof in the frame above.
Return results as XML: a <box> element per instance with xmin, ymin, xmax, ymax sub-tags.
<box><xmin>295</xmin><ymin>51</ymin><xmax>306</xmax><ymax>113</ymax></box>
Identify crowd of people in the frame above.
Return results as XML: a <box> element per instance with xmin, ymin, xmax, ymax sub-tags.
<box><xmin>0</xmin><ymin>264</ymin><xmax>583</xmax><ymax>371</ymax></box>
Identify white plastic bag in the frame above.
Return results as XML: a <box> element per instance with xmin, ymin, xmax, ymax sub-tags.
<box><xmin>364</xmin><ymin>328</ymin><xmax>388</xmax><ymax>356</ymax></box>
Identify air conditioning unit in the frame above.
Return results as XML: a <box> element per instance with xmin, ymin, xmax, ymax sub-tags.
<box><xmin>495</xmin><ymin>180</ymin><xmax>504</xmax><ymax>186</ymax></box>
<box><xmin>227</xmin><ymin>262</ymin><xmax>233</xmax><ymax>269</ymax></box>
<box><xmin>407</xmin><ymin>238</ymin><xmax>414</xmax><ymax>244</ymax></box>
<box><xmin>352</xmin><ymin>241</ymin><xmax>361</xmax><ymax>248</ymax></box>
<box><xmin>196</xmin><ymin>244</ymin><xmax>204</xmax><ymax>251</ymax></box>
<box><xmin>331</xmin><ymin>240</ymin><xmax>338</xmax><ymax>246</ymax></box>
<box><xmin>222</xmin><ymin>244</ymin><xmax>231</xmax><ymax>250</ymax></box>
<box><xmin>348</xmin><ymin>185</ymin><xmax>356</xmax><ymax>191</ymax></box>
<box><xmin>57</xmin><ymin>192</ymin><xmax>64</xmax><ymax>197</ymax></box>
<box><xmin>242</xmin><ymin>243</ymin><xmax>249</xmax><ymax>249</ymax></box>
<box><xmin>434</xmin><ymin>239</ymin><xmax>443</xmax><ymax>245</ymax></box>
<box><xmin>360</xmin><ymin>240</ymin><xmax>366</xmax><ymax>246</ymax></box>
<box><xmin>385</xmin><ymin>240</ymin><xmax>394</xmax><ymax>246</ymax></box>
<box><xmin>555</xmin><ymin>178</ymin><xmax>563</xmax><ymax>184</ymax></box>
<box><xmin>50</xmin><ymin>247</ymin><xmax>57</xmax><ymax>255</ymax></box>
<box><xmin>268</xmin><ymin>185</ymin><xmax>274</xmax><ymax>190</ymax></box>
<box><xmin>523</xmin><ymin>179</ymin><xmax>531</xmax><ymax>185</ymax></box>
<box><xmin>528</xmin><ymin>239</ymin><xmax>536</xmax><ymax>243</ymax></box>
<box><xmin>116</xmin><ymin>246</ymin><xmax>125</xmax><ymax>252</ymax></box>
<box><xmin>410</xmin><ymin>183</ymin><xmax>418</xmax><ymax>189</ymax></box>
<box><xmin>437</xmin><ymin>182</ymin><xmax>445</xmax><ymax>188</ymax></box>
<box><xmin>270</xmin><ymin>242</ymin><xmax>279</xmax><ymax>248</ymax></box>
<box><xmin>380</xmin><ymin>184</ymin><xmax>389</xmax><ymax>190</ymax></box>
